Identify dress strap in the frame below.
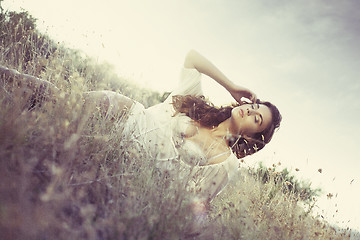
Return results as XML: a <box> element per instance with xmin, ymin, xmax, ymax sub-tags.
<box><xmin>207</xmin><ymin>150</ymin><xmax>230</xmax><ymax>162</ymax></box>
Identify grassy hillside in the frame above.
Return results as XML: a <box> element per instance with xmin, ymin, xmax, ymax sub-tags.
<box><xmin>0</xmin><ymin>10</ymin><xmax>356</xmax><ymax>239</ymax></box>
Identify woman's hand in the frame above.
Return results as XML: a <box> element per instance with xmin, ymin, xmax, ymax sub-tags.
<box><xmin>228</xmin><ymin>84</ymin><xmax>257</xmax><ymax>103</ymax></box>
<box><xmin>183</xmin><ymin>50</ymin><xmax>258</xmax><ymax>103</ymax></box>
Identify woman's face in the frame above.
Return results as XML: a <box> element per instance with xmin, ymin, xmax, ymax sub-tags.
<box><xmin>231</xmin><ymin>103</ymin><xmax>272</xmax><ymax>136</ymax></box>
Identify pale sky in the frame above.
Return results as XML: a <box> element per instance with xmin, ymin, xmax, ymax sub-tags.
<box><xmin>3</xmin><ymin>0</ymin><xmax>360</xmax><ymax>230</ymax></box>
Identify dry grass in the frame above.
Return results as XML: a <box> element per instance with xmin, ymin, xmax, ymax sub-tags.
<box><xmin>0</xmin><ymin>9</ymin><xmax>357</xmax><ymax>240</ymax></box>
<box><xmin>210</xmin><ymin>169</ymin><xmax>357</xmax><ymax>239</ymax></box>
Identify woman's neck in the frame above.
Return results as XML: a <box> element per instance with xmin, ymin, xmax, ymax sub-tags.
<box><xmin>210</xmin><ymin>118</ymin><xmax>237</xmax><ymax>144</ymax></box>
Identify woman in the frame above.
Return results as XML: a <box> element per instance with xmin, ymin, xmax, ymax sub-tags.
<box><xmin>85</xmin><ymin>50</ymin><xmax>281</xmax><ymax>206</ymax></box>
<box><xmin>0</xmin><ymin>50</ymin><xmax>281</xmax><ymax>209</ymax></box>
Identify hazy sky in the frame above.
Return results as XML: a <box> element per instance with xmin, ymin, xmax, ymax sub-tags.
<box><xmin>3</xmin><ymin>0</ymin><xmax>360</xmax><ymax>230</ymax></box>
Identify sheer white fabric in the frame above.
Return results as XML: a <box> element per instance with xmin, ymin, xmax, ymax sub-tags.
<box><xmin>120</xmin><ymin>68</ymin><xmax>240</xmax><ymax>201</ymax></box>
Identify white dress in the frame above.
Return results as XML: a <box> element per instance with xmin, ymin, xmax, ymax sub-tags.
<box><xmin>119</xmin><ymin>68</ymin><xmax>240</xmax><ymax>202</ymax></box>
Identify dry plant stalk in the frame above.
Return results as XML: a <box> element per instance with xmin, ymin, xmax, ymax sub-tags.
<box><xmin>0</xmin><ymin>10</ymin><xmax>356</xmax><ymax>240</ymax></box>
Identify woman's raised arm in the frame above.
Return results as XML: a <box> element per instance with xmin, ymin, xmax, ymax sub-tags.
<box><xmin>184</xmin><ymin>50</ymin><xmax>257</xmax><ymax>103</ymax></box>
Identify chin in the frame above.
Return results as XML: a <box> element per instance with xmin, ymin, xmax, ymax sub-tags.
<box><xmin>231</xmin><ymin>107</ymin><xmax>241</xmax><ymax>121</ymax></box>
<box><xmin>231</xmin><ymin>107</ymin><xmax>238</xmax><ymax>117</ymax></box>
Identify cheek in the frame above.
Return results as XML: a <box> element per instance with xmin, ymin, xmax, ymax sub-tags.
<box><xmin>245</xmin><ymin>122</ymin><xmax>256</xmax><ymax>133</ymax></box>
<box><xmin>230</xmin><ymin>114</ymin><xmax>243</xmax><ymax>133</ymax></box>
<box><xmin>243</xmin><ymin>119</ymin><xmax>262</xmax><ymax>134</ymax></box>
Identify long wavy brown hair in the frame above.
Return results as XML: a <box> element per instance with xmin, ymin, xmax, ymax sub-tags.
<box><xmin>172</xmin><ymin>95</ymin><xmax>282</xmax><ymax>158</ymax></box>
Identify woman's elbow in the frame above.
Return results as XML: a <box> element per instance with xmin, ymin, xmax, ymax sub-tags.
<box><xmin>183</xmin><ymin>49</ymin><xmax>198</xmax><ymax>69</ymax></box>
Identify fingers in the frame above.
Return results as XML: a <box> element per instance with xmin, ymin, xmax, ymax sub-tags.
<box><xmin>250</xmin><ymin>93</ymin><xmax>257</xmax><ymax>103</ymax></box>
<box><xmin>242</xmin><ymin>87</ymin><xmax>257</xmax><ymax>103</ymax></box>
<box><xmin>246</xmin><ymin>90</ymin><xmax>257</xmax><ymax>103</ymax></box>
<box><xmin>229</xmin><ymin>85</ymin><xmax>257</xmax><ymax>103</ymax></box>
<box><xmin>246</xmin><ymin>88</ymin><xmax>257</xmax><ymax>103</ymax></box>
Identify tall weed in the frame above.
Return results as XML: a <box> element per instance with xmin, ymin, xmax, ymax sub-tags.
<box><xmin>0</xmin><ymin>9</ymin><xmax>356</xmax><ymax>240</ymax></box>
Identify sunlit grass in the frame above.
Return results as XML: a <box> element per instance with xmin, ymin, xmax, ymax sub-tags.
<box><xmin>0</xmin><ymin>9</ymin><xmax>357</xmax><ymax>239</ymax></box>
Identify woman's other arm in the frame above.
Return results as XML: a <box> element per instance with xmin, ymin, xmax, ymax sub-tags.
<box><xmin>183</xmin><ymin>50</ymin><xmax>257</xmax><ymax>103</ymax></box>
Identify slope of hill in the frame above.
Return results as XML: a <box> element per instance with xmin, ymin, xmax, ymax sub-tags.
<box><xmin>0</xmin><ymin>10</ymin><xmax>357</xmax><ymax>239</ymax></box>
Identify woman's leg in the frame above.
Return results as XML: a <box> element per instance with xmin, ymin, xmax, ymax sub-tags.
<box><xmin>0</xmin><ymin>66</ymin><xmax>135</xmax><ymax>120</ymax></box>
<box><xmin>0</xmin><ymin>65</ymin><xmax>60</xmax><ymax>95</ymax></box>
<box><xmin>0</xmin><ymin>65</ymin><xmax>60</xmax><ymax>109</ymax></box>
<box><xmin>82</xmin><ymin>91</ymin><xmax>135</xmax><ymax>122</ymax></box>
